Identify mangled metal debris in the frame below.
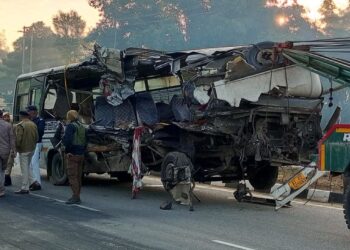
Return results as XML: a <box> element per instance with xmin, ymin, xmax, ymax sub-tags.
<box><xmin>31</xmin><ymin>40</ymin><xmax>330</xmax><ymax>206</ymax></box>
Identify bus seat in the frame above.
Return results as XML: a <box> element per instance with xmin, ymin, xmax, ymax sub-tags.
<box><xmin>53</xmin><ymin>88</ymin><xmax>72</xmax><ymax>119</ymax></box>
<box><xmin>134</xmin><ymin>92</ymin><xmax>159</xmax><ymax>126</ymax></box>
<box><xmin>156</xmin><ymin>102</ymin><xmax>174</xmax><ymax>122</ymax></box>
<box><xmin>170</xmin><ymin>95</ymin><xmax>193</xmax><ymax>122</ymax></box>
<box><xmin>94</xmin><ymin>96</ymin><xmax>115</xmax><ymax>126</ymax></box>
<box><xmin>114</xmin><ymin>99</ymin><xmax>137</xmax><ymax>129</ymax></box>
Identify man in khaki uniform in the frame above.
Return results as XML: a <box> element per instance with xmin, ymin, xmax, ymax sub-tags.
<box><xmin>0</xmin><ymin>110</ymin><xmax>16</xmax><ymax>197</ymax></box>
<box><xmin>15</xmin><ymin>111</ymin><xmax>38</xmax><ymax>194</ymax></box>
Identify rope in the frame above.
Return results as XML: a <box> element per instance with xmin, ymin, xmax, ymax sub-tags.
<box><xmin>63</xmin><ymin>66</ymin><xmax>71</xmax><ymax>109</ymax></box>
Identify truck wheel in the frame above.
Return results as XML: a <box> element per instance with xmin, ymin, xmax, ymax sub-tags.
<box><xmin>161</xmin><ymin>152</ymin><xmax>193</xmax><ymax>191</ymax></box>
<box><xmin>343</xmin><ymin>176</ymin><xmax>350</xmax><ymax>229</ymax></box>
<box><xmin>50</xmin><ymin>153</ymin><xmax>68</xmax><ymax>185</ymax></box>
<box><xmin>116</xmin><ymin>172</ymin><xmax>133</xmax><ymax>182</ymax></box>
<box><xmin>248</xmin><ymin>165</ymin><xmax>278</xmax><ymax>191</ymax></box>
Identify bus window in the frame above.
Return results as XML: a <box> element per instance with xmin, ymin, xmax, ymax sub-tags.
<box><xmin>15</xmin><ymin>79</ymin><xmax>31</xmax><ymax>116</ymax></box>
<box><xmin>17</xmin><ymin>79</ymin><xmax>31</xmax><ymax>95</ymax></box>
<box><xmin>148</xmin><ymin>76</ymin><xmax>180</xmax><ymax>90</ymax></box>
<box><xmin>30</xmin><ymin>87</ymin><xmax>42</xmax><ymax>107</ymax></box>
<box><xmin>44</xmin><ymin>88</ymin><xmax>57</xmax><ymax>110</ymax></box>
<box><xmin>134</xmin><ymin>80</ymin><xmax>146</xmax><ymax>92</ymax></box>
<box><xmin>18</xmin><ymin>95</ymin><xmax>29</xmax><ymax>111</ymax></box>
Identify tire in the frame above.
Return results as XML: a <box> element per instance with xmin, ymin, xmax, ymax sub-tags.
<box><xmin>248</xmin><ymin>164</ymin><xmax>278</xmax><ymax>191</ymax></box>
<box><xmin>161</xmin><ymin>152</ymin><xmax>193</xmax><ymax>191</ymax></box>
<box><xmin>343</xmin><ymin>175</ymin><xmax>350</xmax><ymax>229</ymax></box>
<box><xmin>115</xmin><ymin>172</ymin><xmax>133</xmax><ymax>182</ymax></box>
<box><xmin>246</xmin><ymin>41</ymin><xmax>283</xmax><ymax>70</ymax></box>
<box><xmin>50</xmin><ymin>153</ymin><xmax>68</xmax><ymax>185</ymax></box>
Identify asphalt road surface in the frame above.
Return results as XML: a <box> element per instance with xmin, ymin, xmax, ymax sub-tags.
<box><xmin>0</xmin><ymin>169</ymin><xmax>348</xmax><ymax>250</ymax></box>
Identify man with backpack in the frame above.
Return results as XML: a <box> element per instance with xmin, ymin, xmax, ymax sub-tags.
<box><xmin>62</xmin><ymin>110</ymin><xmax>87</xmax><ymax>204</ymax></box>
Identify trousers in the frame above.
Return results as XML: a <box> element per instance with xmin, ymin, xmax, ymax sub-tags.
<box><xmin>5</xmin><ymin>150</ymin><xmax>15</xmax><ymax>176</ymax></box>
<box><xmin>66</xmin><ymin>154</ymin><xmax>84</xmax><ymax>199</ymax></box>
<box><xmin>0</xmin><ymin>155</ymin><xmax>9</xmax><ymax>194</ymax></box>
<box><xmin>29</xmin><ymin>143</ymin><xmax>43</xmax><ymax>184</ymax></box>
<box><xmin>19</xmin><ymin>152</ymin><xmax>35</xmax><ymax>191</ymax></box>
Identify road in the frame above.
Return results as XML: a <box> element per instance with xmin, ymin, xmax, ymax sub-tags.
<box><xmin>0</xmin><ymin>169</ymin><xmax>348</xmax><ymax>250</ymax></box>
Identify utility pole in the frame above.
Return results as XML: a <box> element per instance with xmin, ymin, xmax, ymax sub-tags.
<box><xmin>29</xmin><ymin>30</ymin><xmax>33</xmax><ymax>72</ymax></box>
<box><xmin>18</xmin><ymin>26</ymin><xmax>30</xmax><ymax>74</ymax></box>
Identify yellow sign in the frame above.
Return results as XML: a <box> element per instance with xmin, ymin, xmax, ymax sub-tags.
<box><xmin>288</xmin><ymin>172</ymin><xmax>307</xmax><ymax>190</ymax></box>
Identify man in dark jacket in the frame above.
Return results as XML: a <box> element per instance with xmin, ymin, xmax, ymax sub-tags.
<box><xmin>26</xmin><ymin>105</ymin><xmax>45</xmax><ymax>191</ymax></box>
<box><xmin>62</xmin><ymin>110</ymin><xmax>87</xmax><ymax>204</ymax></box>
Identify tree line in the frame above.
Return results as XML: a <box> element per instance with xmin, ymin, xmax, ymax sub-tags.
<box><xmin>1</xmin><ymin>0</ymin><xmax>344</xmax><ymax>108</ymax></box>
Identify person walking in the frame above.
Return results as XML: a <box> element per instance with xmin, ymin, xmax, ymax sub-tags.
<box><xmin>3</xmin><ymin>112</ymin><xmax>15</xmax><ymax>186</ymax></box>
<box><xmin>26</xmin><ymin>105</ymin><xmax>45</xmax><ymax>191</ymax></box>
<box><xmin>0</xmin><ymin>110</ymin><xmax>16</xmax><ymax>197</ymax></box>
<box><xmin>62</xmin><ymin>110</ymin><xmax>87</xmax><ymax>204</ymax></box>
<box><xmin>15</xmin><ymin>111</ymin><xmax>38</xmax><ymax>194</ymax></box>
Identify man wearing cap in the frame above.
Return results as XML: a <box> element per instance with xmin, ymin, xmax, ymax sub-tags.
<box><xmin>15</xmin><ymin>111</ymin><xmax>38</xmax><ymax>194</ymax></box>
<box><xmin>0</xmin><ymin>110</ymin><xmax>16</xmax><ymax>197</ymax></box>
<box><xmin>62</xmin><ymin>110</ymin><xmax>87</xmax><ymax>204</ymax></box>
<box><xmin>26</xmin><ymin>105</ymin><xmax>45</xmax><ymax>191</ymax></box>
<box><xmin>2</xmin><ymin>112</ymin><xmax>16</xmax><ymax>186</ymax></box>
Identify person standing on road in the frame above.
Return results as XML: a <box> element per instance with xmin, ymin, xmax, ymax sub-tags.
<box><xmin>0</xmin><ymin>110</ymin><xmax>16</xmax><ymax>197</ymax></box>
<box><xmin>3</xmin><ymin>112</ymin><xmax>16</xmax><ymax>186</ymax></box>
<box><xmin>62</xmin><ymin>110</ymin><xmax>87</xmax><ymax>204</ymax></box>
<box><xmin>26</xmin><ymin>105</ymin><xmax>45</xmax><ymax>191</ymax></box>
<box><xmin>15</xmin><ymin>111</ymin><xmax>38</xmax><ymax>194</ymax></box>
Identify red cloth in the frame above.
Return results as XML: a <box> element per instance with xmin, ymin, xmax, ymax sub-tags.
<box><xmin>130</xmin><ymin>126</ymin><xmax>144</xmax><ymax>198</ymax></box>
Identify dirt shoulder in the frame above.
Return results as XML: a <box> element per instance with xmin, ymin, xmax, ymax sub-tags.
<box><xmin>278</xmin><ymin>166</ymin><xmax>344</xmax><ymax>193</ymax></box>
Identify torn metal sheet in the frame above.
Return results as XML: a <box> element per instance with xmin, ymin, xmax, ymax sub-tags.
<box><xmin>214</xmin><ymin>65</ymin><xmax>323</xmax><ymax>107</ymax></box>
<box><xmin>94</xmin><ymin>44</ymin><xmax>123</xmax><ymax>81</ymax></box>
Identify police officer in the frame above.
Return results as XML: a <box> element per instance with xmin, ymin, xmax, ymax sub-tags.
<box><xmin>26</xmin><ymin>105</ymin><xmax>45</xmax><ymax>191</ymax></box>
<box><xmin>62</xmin><ymin>110</ymin><xmax>87</xmax><ymax>204</ymax></box>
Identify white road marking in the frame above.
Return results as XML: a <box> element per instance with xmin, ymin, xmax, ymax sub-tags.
<box><xmin>292</xmin><ymin>200</ymin><xmax>343</xmax><ymax>211</ymax></box>
<box><xmin>212</xmin><ymin>240</ymin><xmax>256</xmax><ymax>250</ymax></box>
<box><xmin>145</xmin><ymin>184</ymin><xmax>163</xmax><ymax>187</ymax></box>
<box><xmin>30</xmin><ymin>193</ymin><xmax>101</xmax><ymax>212</ymax></box>
<box><xmin>73</xmin><ymin>204</ymin><xmax>100</xmax><ymax>212</ymax></box>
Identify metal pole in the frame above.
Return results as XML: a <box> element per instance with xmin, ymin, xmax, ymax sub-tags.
<box><xmin>113</xmin><ymin>20</ymin><xmax>117</xmax><ymax>49</ymax></box>
<box><xmin>29</xmin><ymin>30</ymin><xmax>33</xmax><ymax>72</ymax></box>
<box><xmin>21</xmin><ymin>26</ymin><xmax>26</xmax><ymax>73</ymax></box>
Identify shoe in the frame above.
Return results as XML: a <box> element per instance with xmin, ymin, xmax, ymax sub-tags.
<box><xmin>29</xmin><ymin>183</ymin><xmax>41</xmax><ymax>191</ymax></box>
<box><xmin>65</xmin><ymin>197</ymin><xmax>81</xmax><ymax>205</ymax></box>
<box><xmin>14</xmin><ymin>189</ymin><xmax>29</xmax><ymax>194</ymax></box>
<box><xmin>4</xmin><ymin>175</ymin><xmax>11</xmax><ymax>186</ymax></box>
<box><xmin>0</xmin><ymin>192</ymin><xmax>5</xmax><ymax>197</ymax></box>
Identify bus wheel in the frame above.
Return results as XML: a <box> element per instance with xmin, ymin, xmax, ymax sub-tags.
<box><xmin>344</xmin><ymin>176</ymin><xmax>350</xmax><ymax>229</ymax></box>
<box><xmin>248</xmin><ymin>164</ymin><xmax>278</xmax><ymax>191</ymax></box>
<box><xmin>50</xmin><ymin>153</ymin><xmax>68</xmax><ymax>185</ymax></box>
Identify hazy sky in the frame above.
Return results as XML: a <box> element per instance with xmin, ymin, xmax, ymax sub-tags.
<box><xmin>0</xmin><ymin>0</ymin><xmax>100</xmax><ymax>49</ymax></box>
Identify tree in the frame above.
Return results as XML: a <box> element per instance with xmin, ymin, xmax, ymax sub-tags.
<box><xmin>53</xmin><ymin>10</ymin><xmax>86</xmax><ymax>38</ymax></box>
<box><xmin>87</xmin><ymin>0</ymin><xmax>208</xmax><ymax>49</ymax></box>
<box><xmin>0</xmin><ymin>31</ymin><xmax>8</xmax><ymax>61</ymax></box>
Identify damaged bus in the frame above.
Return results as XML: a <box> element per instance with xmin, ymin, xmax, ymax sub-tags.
<box><xmin>13</xmin><ymin>42</ymin><xmax>323</xmax><ymax>201</ymax></box>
